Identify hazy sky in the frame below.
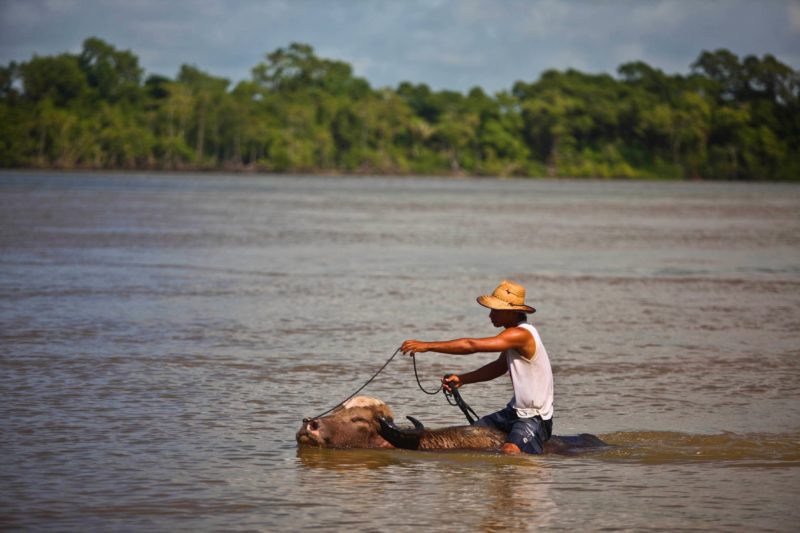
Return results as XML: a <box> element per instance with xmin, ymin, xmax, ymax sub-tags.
<box><xmin>1</xmin><ymin>0</ymin><xmax>798</xmax><ymax>93</ymax></box>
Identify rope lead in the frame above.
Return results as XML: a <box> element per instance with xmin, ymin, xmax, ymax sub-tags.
<box><xmin>411</xmin><ymin>353</ymin><xmax>442</xmax><ymax>395</ymax></box>
<box><xmin>305</xmin><ymin>348</ymin><xmax>401</xmax><ymax>421</ymax></box>
<box><xmin>304</xmin><ymin>347</ymin><xmax>480</xmax><ymax>426</ymax></box>
<box><xmin>412</xmin><ymin>354</ymin><xmax>479</xmax><ymax>425</ymax></box>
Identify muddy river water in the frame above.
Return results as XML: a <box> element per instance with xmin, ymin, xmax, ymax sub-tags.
<box><xmin>1</xmin><ymin>172</ymin><xmax>799</xmax><ymax>531</ymax></box>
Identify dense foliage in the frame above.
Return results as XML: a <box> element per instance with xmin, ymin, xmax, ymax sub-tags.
<box><xmin>1</xmin><ymin>38</ymin><xmax>798</xmax><ymax>179</ymax></box>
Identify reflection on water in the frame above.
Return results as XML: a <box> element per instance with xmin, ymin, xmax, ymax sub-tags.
<box><xmin>295</xmin><ymin>447</ymin><xmax>556</xmax><ymax>532</ymax></box>
<box><xmin>297</xmin><ymin>447</ymin><xmax>406</xmax><ymax>470</ymax></box>
<box><xmin>601</xmin><ymin>431</ymin><xmax>800</xmax><ymax>464</ymax></box>
<box><xmin>1</xmin><ymin>172</ymin><xmax>799</xmax><ymax>531</ymax></box>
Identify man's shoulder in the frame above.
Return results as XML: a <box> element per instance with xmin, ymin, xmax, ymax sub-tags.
<box><xmin>510</xmin><ymin>323</ymin><xmax>535</xmax><ymax>335</ymax></box>
<box><xmin>502</xmin><ymin>324</ymin><xmax>534</xmax><ymax>342</ymax></box>
<box><xmin>507</xmin><ymin>324</ymin><xmax>536</xmax><ymax>358</ymax></box>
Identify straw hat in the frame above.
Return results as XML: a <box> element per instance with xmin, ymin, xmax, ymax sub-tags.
<box><xmin>477</xmin><ymin>280</ymin><xmax>536</xmax><ymax>314</ymax></box>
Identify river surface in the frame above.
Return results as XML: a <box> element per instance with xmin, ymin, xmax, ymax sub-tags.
<box><xmin>1</xmin><ymin>171</ymin><xmax>799</xmax><ymax>531</ymax></box>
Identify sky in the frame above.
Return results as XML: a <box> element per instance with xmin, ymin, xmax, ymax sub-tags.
<box><xmin>1</xmin><ymin>0</ymin><xmax>798</xmax><ymax>93</ymax></box>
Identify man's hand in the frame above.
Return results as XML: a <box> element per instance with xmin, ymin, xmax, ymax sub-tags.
<box><xmin>401</xmin><ymin>340</ymin><xmax>429</xmax><ymax>355</ymax></box>
<box><xmin>442</xmin><ymin>374</ymin><xmax>461</xmax><ymax>392</ymax></box>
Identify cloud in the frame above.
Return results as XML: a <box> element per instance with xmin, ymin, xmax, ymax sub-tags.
<box><xmin>790</xmin><ymin>1</ymin><xmax>800</xmax><ymax>32</ymax></box>
<box><xmin>0</xmin><ymin>0</ymin><xmax>798</xmax><ymax>92</ymax></box>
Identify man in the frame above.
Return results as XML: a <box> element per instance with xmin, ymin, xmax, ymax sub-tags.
<box><xmin>401</xmin><ymin>280</ymin><xmax>553</xmax><ymax>454</ymax></box>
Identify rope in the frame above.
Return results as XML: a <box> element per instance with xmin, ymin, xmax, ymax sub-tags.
<box><xmin>411</xmin><ymin>354</ymin><xmax>442</xmax><ymax>395</ymax></box>
<box><xmin>304</xmin><ymin>347</ymin><xmax>480</xmax><ymax>426</ymax></box>
<box><xmin>304</xmin><ymin>348</ymin><xmax>401</xmax><ymax>421</ymax></box>
<box><xmin>444</xmin><ymin>387</ymin><xmax>479</xmax><ymax>425</ymax></box>
<box><xmin>412</xmin><ymin>354</ymin><xmax>479</xmax><ymax>425</ymax></box>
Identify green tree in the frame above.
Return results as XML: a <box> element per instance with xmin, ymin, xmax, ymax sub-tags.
<box><xmin>79</xmin><ymin>37</ymin><xmax>143</xmax><ymax>102</ymax></box>
<box><xmin>19</xmin><ymin>54</ymin><xmax>87</xmax><ymax>106</ymax></box>
<box><xmin>177</xmin><ymin>65</ymin><xmax>229</xmax><ymax>165</ymax></box>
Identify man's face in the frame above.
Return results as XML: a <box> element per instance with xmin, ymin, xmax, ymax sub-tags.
<box><xmin>489</xmin><ymin>309</ymin><xmax>519</xmax><ymax>327</ymax></box>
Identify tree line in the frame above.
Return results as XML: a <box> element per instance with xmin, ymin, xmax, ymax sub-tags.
<box><xmin>1</xmin><ymin>38</ymin><xmax>798</xmax><ymax>179</ymax></box>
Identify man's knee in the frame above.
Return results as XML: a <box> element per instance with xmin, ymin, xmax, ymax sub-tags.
<box><xmin>500</xmin><ymin>442</ymin><xmax>521</xmax><ymax>454</ymax></box>
<box><xmin>507</xmin><ymin>416</ymin><xmax>548</xmax><ymax>454</ymax></box>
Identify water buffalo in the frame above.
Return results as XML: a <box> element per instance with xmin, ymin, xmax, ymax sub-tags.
<box><xmin>296</xmin><ymin>396</ymin><xmax>607</xmax><ymax>454</ymax></box>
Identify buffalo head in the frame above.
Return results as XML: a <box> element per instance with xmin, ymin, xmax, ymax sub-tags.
<box><xmin>296</xmin><ymin>396</ymin><xmax>396</xmax><ymax>449</ymax></box>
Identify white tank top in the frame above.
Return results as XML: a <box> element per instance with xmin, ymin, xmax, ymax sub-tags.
<box><xmin>504</xmin><ymin>323</ymin><xmax>554</xmax><ymax>420</ymax></box>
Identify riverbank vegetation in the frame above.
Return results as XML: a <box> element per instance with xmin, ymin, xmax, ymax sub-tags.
<box><xmin>1</xmin><ymin>39</ymin><xmax>798</xmax><ymax>179</ymax></box>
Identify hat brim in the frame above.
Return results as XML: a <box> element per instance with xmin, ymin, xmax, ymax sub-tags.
<box><xmin>477</xmin><ymin>295</ymin><xmax>536</xmax><ymax>314</ymax></box>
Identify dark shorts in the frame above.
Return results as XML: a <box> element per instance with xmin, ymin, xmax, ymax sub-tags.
<box><xmin>475</xmin><ymin>406</ymin><xmax>553</xmax><ymax>454</ymax></box>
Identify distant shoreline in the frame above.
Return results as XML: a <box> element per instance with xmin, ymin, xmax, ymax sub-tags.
<box><xmin>1</xmin><ymin>166</ymin><xmax>786</xmax><ymax>182</ymax></box>
<box><xmin>3</xmin><ymin>40</ymin><xmax>798</xmax><ymax>182</ymax></box>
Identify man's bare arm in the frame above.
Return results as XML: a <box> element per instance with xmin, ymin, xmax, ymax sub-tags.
<box><xmin>443</xmin><ymin>354</ymin><xmax>508</xmax><ymax>390</ymax></box>
<box><xmin>401</xmin><ymin>328</ymin><xmax>528</xmax><ymax>356</ymax></box>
